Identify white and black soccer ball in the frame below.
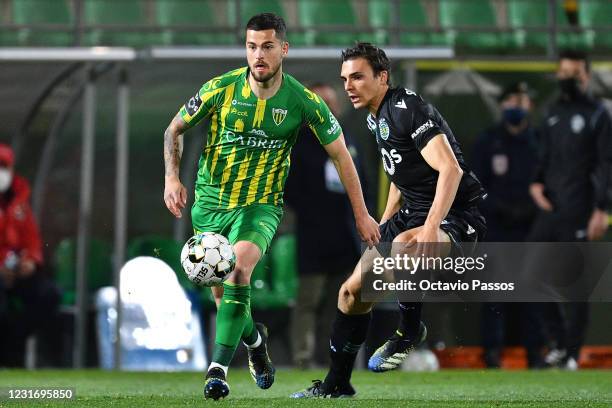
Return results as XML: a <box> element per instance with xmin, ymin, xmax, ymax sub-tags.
<box><xmin>180</xmin><ymin>232</ymin><xmax>235</xmax><ymax>287</ymax></box>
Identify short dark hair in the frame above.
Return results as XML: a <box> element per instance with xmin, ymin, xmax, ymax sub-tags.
<box><xmin>559</xmin><ymin>49</ymin><xmax>590</xmax><ymax>73</ymax></box>
<box><xmin>341</xmin><ymin>42</ymin><xmax>391</xmax><ymax>84</ymax></box>
<box><xmin>246</xmin><ymin>13</ymin><xmax>287</xmax><ymax>42</ymax></box>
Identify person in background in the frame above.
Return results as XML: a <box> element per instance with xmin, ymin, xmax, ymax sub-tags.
<box><xmin>0</xmin><ymin>143</ymin><xmax>60</xmax><ymax>367</ymax></box>
<box><xmin>528</xmin><ymin>50</ymin><xmax>612</xmax><ymax>369</ymax></box>
<box><xmin>471</xmin><ymin>82</ymin><xmax>542</xmax><ymax>368</ymax></box>
<box><xmin>286</xmin><ymin>83</ymin><xmax>365</xmax><ymax>369</ymax></box>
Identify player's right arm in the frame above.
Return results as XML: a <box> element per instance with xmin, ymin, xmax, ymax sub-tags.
<box><xmin>529</xmin><ymin>119</ymin><xmax>553</xmax><ymax>212</ymax></box>
<box><xmin>164</xmin><ymin>112</ymin><xmax>190</xmax><ymax>218</ymax></box>
<box><xmin>380</xmin><ymin>182</ymin><xmax>402</xmax><ymax>225</ymax></box>
<box><xmin>163</xmin><ymin>73</ymin><xmax>233</xmax><ymax>217</ymax></box>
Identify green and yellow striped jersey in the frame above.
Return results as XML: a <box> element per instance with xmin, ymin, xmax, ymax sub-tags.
<box><xmin>178</xmin><ymin>67</ymin><xmax>342</xmax><ymax>210</ymax></box>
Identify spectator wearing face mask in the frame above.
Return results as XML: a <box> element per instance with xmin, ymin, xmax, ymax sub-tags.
<box><xmin>472</xmin><ymin>82</ymin><xmax>539</xmax><ymax>243</ymax></box>
<box><xmin>0</xmin><ymin>143</ymin><xmax>60</xmax><ymax>367</ymax></box>
<box><xmin>471</xmin><ymin>82</ymin><xmax>541</xmax><ymax>368</ymax></box>
<box><xmin>527</xmin><ymin>50</ymin><xmax>612</xmax><ymax>369</ymax></box>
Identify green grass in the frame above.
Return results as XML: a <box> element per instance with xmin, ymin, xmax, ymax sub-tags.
<box><xmin>0</xmin><ymin>369</ymin><xmax>611</xmax><ymax>407</ymax></box>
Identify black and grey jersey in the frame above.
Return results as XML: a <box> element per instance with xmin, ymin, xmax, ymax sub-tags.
<box><xmin>367</xmin><ymin>87</ymin><xmax>486</xmax><ymax>212</ymax></box>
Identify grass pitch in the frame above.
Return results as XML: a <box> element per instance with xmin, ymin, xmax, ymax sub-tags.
<box><xmin>0</xmin><ymin>369</ymin><xmax>611</xmax><ymax>407</ymax></box>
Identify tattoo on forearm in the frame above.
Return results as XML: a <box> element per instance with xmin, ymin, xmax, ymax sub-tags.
<box><xmin>164</xmin><ymin>114</ymin><xmax>185</xmax><ymax>178</ymax></box>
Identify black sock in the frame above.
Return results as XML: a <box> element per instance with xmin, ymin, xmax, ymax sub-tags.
<box><xmin>397</xmin><ymin>302</ymin><xmax>422</xmax><ymax>340</ymax></box>
<box><xmin>323</xmin><ymin>309</ymin><xmax>371</xmax><ymax>388</ymax></box>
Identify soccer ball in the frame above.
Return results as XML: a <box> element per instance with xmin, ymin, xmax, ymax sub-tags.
<box><xmin>180</xmin><ymin>232</ymin><xmax>236</xmax><ymax>287</ymax></box>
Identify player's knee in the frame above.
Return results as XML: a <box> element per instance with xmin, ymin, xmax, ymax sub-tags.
<box><xmin>230</xmin><ymin>264</ymin><xmax>251</xmax><ymax>285</ymax></box>
<box><xmin>338</xmin><ymin>282</ymin><xmax>358</xmax><ymax>312</ymax></box>
<box><xmin>393</xmin><ymin>228</ymin><xmax>418</xmax><ymax>244</ymax></box>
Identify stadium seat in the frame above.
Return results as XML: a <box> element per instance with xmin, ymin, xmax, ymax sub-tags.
<box><xmin>227</xmin><ymin>0</ymin><xmax>287</xmax><ymax>43</ymax></box>
<box><xmin>580</xmin><ymin>0</ymin><xmax>612</xmax><ymax>50</ymax></box>
<box><xmin>507</xmin><ymin>0</ymin><xmax>588</xmax><ymax>51</ymax></box>
<box><xmin>126</xmin><ymin>235</ymin><xmax>196</xmax><ymax>289</ymax></box>
<box><xmin>268</xmin><ymin>233</ymin><xmax>298</xmax><ymax>302</ymax></box>
<box><xmin>438</xmin><ymin>0</ymin><xmax>511</xmax><ymax>52</ymax></box>
<box><xmin>200</xmin><ymin>234</ymin><xmax>298</xmax><ymax>310</ymax></box>
<box><xmin>297</xmin><ymin>0</ymin><xmax>374</xmax><ymax>46</ymax></box>
<box><xmin>155</xmin><ymin>0</ymin><xmax>234</xmax><ymax>45</ymax></box>
<box><xmin>250</xmin><ymin>233</ymin><xmax>298</xmax><ymax>309</ymax></box>
<box><xmin>368</xmin><ymin>0</ymin><xmax>448</xmax><ymax>46</ymax></box>
<box><xmin>54</xmin><ymin>238</ymin><xmax>113</xmax><ymax>306</ymax></box>
<box><xmin>82</xmin><ymin>0</ymin><xmax>154</xmax><ymax>47</ymax></box>
<box><xmin>8</xmin><ymin>0</ymin><xmax>74</xmax><ymax>46</ymax></box>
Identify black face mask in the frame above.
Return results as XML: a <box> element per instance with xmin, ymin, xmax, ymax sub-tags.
<box><xmin>558</xmin><ymin>77</ymin><xmax>582</xmax><ymax>100</ymax></box>
<box><xmin>502</xmin><ymin>107</ymin><xmax>528</xmax><ymax>126</ymax></box>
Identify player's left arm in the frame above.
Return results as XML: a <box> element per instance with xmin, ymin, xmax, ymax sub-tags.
<box><xmin>416</xmin><ymin>134</ymin><xmax>464</xmax><ymax>243</ymax></box>
<box><xmin>323</xmin><ymin>135</ymin><xmax>381</xmax><ymax>247</ymax></box>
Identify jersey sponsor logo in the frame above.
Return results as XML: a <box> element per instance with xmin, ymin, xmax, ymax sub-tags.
<box><xmin>272</xmin><ymin>108</ymin><xmax>288</xmax><ymax>126</ymax></box>
<box><xmin>304</xmin><ymin>87</ymin><xmax>321</xmax><ymax>104</ymax></box>
<box><xmin>232</xmin><ymin>99</ymin><xmax>255</xmax><ymax>107</ymax></box>
<box><xmin>225</xmin><ymin>130</ymin><xmax>285</xmax><ymax>149</ymax></box>
<box><xmin>404</xmin><ymin>88</ymin><xmax>417</xmax><ymax>96</ymax></box>
<box><xmin>379</xmin><ymin>118</ymin><xmax>390</xmax><ymax>140</ymax></box>
<box><xmin>571</xmin><ymin>114</ymin><xmax>585</xmax><ymax>133</ymax></box>
<box><xmin>248</xmin><ymin>128</ymin><xmax>270</xmax><ymax>137</ymax></box>
<box><xmin>186</xmin><ymin>91</ymin><xmax>202</xmax><ymax>116</ymax></box>
<box><xmin>394</xmin><ymin>99</ymin><xmax>407</xmax><ymax>109</ymax></box>
<box><xmin>230</xmin><ymin>107</ymin><xmax>248</xmax><ymax>117</ymax></box>
<box><xmin>203</xmin><ymin>78</ymin><xmax>221</xmax><ymax>91</ymax></box>
<box><xmin>466</xmin><ymin>224</ymin><xmax>476</xmax><ymax>235</ymax></box>
<box><xmin>411</xmin><ymin>119</ymin><xmax>434</xmax><ymax>140</ymax></box>
<box><xmin>327</xmin><ymin>113</ymin><xmax>340</xmax><ymax>135</ymax></box>
<box><xmin>381</xmin><ymin>147</ymin><xmax>402</xmax><ymax>175</ymax></box>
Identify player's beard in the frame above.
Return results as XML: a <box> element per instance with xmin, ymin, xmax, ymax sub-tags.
<box><xmin>250</xmin><ymin>61</ymin><xmax>281</xmax><ymax>83</ymax></box>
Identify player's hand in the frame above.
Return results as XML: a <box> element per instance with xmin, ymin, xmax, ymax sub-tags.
<box><xmin>587</xmin><ymin>209</ymin><xmax>609</xmax><ymax>241</ymax></box>
<box><xmin>407</xmin><ymin>224</ymin><xmax>441</xmax><ymax>259</ymax></box>
<box><xmin>18</xmin><ymin>258</ymin><xmax>36</xmax><ymax>278</ymax></box>
<box><xmin>164</xmin><ymin>176</ymin><xmax>187</xmax><ymax>218</ymax></box>
<box><xmin>529</xmin><ymin>183</ymin><xmax>553</xmax><ymax>212</ymax></box>
<box><xmin>356</xmin><ymin>213</ymin><xmax>381</xmax><ymax>248</ymax></box>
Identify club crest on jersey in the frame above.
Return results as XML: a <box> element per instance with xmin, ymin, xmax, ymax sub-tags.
<box><xmin>379</xmin><ymin>118</ymin><xmax>390</xmax><ymax>140</ymax></box>
<box><xmin>272</xmin><ymin>108</ymin><xmax>288</xmax><ymax>126</ymax></box>
<box><xmin>571</xmin><ymin>114</ymin><xmax>585</xmax><ymax>134</ymax></box>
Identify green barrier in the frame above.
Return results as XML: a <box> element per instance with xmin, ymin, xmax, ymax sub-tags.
<box><xmin>54</xmin><ymin>238</ymin><xmax>113</xmax><ymax>306</ymax></box>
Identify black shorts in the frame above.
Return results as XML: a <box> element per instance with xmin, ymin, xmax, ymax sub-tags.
<box><xmin>378</xmin><ymin>206</ymin><xmax>487</xmax><ymax>255</ymax></box>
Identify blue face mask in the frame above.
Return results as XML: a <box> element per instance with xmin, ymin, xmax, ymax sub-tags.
<box><xmin>502</xmin><ymin>107</ymin><xmax>528</xmax><ymax>126</ymax></box>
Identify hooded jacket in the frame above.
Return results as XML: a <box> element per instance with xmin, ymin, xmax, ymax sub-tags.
<box><xmin>0</xmin><ymin>175</ymin><xmax>43</xmax><ymax>266</ymax></box>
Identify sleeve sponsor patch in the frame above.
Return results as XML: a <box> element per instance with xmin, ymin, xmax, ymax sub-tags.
<box><xmin>411</xmin><ymin>119</ymin><xmax>435</xmax><ymax>139</ymax></box>
<box><xmin>185</xmin><ymin>91</ymin><xmax>203</xmax><ymax>117</ymax></box>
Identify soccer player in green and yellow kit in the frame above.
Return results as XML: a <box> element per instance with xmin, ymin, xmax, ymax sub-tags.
<box><xmin>162</xmin><ymin>13</ymin><xmax>380</xmax><ymax>400</ymax></box>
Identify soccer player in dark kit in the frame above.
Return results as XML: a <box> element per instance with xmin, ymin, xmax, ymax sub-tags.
<box><xmin>292</xmin><ymin>43</ymin><xmax>487</xmax><ymax>398</ymax></box>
